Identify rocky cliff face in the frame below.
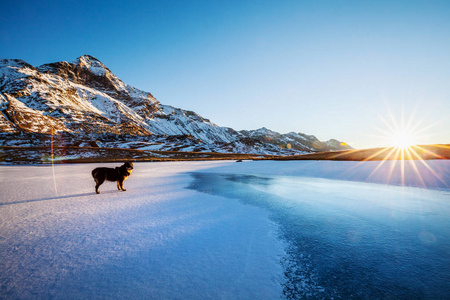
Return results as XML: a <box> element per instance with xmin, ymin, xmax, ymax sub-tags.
<box><xmin>0</xmin><ymin>55</ymin><xmax>351</xmax><ymax>154</ymax></box>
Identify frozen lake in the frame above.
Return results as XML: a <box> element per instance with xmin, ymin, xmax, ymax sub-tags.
<box><xmin>1</xmin><ymin>160</ymin><xmax>449</xmax><ymax>299</ymax></box>
<box><xmin>189</xmin><ymin>171</ymin><xmax>450</xmax><ymax>298</ymax></box>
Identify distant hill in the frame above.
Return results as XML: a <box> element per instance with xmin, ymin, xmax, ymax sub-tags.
<box><xmin>276</xmin><ymin>144</ymin><xmax>450</xmax><ymax>161</ymax></box>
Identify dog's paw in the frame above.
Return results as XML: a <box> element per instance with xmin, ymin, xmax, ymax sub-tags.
<box><xmin>96</xmin><ymin>191</ymin><xmax>100</xmax><ymax>194</ymax></box>
<box><xmin>122</xmin><ymin>189</ymin><xmax>127</xmax><ymax>191</ymax></box>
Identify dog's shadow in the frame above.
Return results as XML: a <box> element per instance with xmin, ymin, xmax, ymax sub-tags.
<box><xmin>0</xmin><ymin>192</ymin><xmax>104</xmax><ymax>206</ymax></box>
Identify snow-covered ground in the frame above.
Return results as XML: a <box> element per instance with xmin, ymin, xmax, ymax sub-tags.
<box><xmin>1</xmin><ymin>160</ymin><xmax>449</xmax><ymax>299</ymax></box>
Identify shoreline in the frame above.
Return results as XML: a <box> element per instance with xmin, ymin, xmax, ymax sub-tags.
<box><xmin>1</xmin><ymin>143</ymin><xmax>449</xmax><ymax>165</ymax></box>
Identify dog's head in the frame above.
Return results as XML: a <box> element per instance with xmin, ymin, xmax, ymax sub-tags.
<box><xmin>123</xmin><ymin>161</ymin><xmax>134</xmax><ymax>171</ymax></box>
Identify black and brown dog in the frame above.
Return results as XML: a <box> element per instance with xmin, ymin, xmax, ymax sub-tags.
<box><xmin>92</xmin><ymin>162</ymin><xmax>134</xmax><ymax>194</ymax></box>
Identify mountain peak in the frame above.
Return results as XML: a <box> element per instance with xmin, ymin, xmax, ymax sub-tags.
<box><xmin>74</xmin><ymin>54</ymin><xmax>102</xmax><ymax>63</ymax></box>
<box><xmin>253</xmin><ymin>127</ymin><xmax>277</xmax><ymax>135</ymax></box>
<box><xmin>72</xmin><ymin>55</ymin><xmax>108</xmax><ymax>76</ymax></box>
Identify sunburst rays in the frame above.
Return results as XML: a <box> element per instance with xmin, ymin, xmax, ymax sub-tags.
<box><xmin>362</xmin><ymin>108</ymin><xmax>448</xmax><ymax>188</ymax></box>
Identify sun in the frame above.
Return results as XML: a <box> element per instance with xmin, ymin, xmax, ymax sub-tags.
<box><xmin>390</xmin><ymin>130</ymin><xmax>417</xmax><ymax>149</ymax></box>
<box><xmin>375</xmin><ymin>108</ymin><xmax>424</xmax><ymax>150</ymax></box>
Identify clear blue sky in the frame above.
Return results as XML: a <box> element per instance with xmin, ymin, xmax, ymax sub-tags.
<box><xmin>1</xmin><ymin>0</ymin><xmax>449</xmax><ymax>148</ymax></box>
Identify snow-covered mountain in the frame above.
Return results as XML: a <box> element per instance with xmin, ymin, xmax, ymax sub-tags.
<box><xmin>0</xmin><ymin>55</ymin><xmax>351</xmax><ymax>154</ymax></box>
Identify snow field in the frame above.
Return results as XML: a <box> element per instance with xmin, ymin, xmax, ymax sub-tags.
<box><xmin>0</xmin><ymin>161</ymin><xmax>285</xmax><ymax>299</ymax></box>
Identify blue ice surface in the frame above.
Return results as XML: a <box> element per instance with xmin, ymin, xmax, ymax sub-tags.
<box><xmin>188</xmin><ymin>172</ymin><xmax>450</xmax><ymax>299</ymax></box>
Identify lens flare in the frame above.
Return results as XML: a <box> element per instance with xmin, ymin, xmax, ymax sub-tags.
<box><xmin>51</xmin><ymin>127</ymin><xmax>58</xmax><ymax>194</ymax></box>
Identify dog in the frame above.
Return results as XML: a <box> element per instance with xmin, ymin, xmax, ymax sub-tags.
<box><xmin>92</xmin><ymin>162</ymin><xmax>134</xmax><ymax>194</ymax></box>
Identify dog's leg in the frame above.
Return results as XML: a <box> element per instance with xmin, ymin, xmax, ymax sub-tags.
<box><xmin>117</xmin><ymin>181</ymin><xmax>121</xmax><ymax>191</ymax></box>
<box><xmin>95</xmin><ymin>177</ymin><xmax>105</xmax><ymax>194</ymax></box>
<box><xmin>119</xmin><ymin>180</ymin><xmax>126</xmax><ymax>191</ymax></box>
